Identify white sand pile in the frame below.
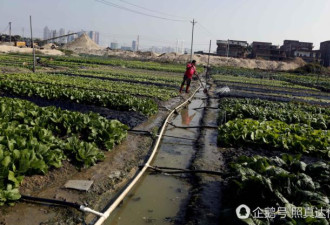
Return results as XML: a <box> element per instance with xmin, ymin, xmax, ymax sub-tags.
<box><xmin>63</xmin><ymin>33</ymin><xmax>101</xmax><ymax>53</ymax></box>
<box><xmin>103</xmin><ymin>49</ymin><xmax>302</xmax><ymax>71</ymax></box>
<box><xmin>0</xmin><ymin>45</ymin><xmax>64</xmax><ymax>56</ymax></box>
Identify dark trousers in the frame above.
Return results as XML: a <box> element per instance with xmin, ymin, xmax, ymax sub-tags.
<box><xmin>180</xmin><ymin>75</ymin><xmax>191</xmax><ymax>93</ymax></box>
<box><xmin>181</xmin><ymin>75</ymin><xmax>191</xmax><ymax>87</ymax></box>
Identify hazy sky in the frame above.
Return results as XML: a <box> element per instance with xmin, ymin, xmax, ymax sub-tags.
<box><xmin>1</xmin><ymin>0</ymin><xmax>330</xmax><ymax>52</ymax></box>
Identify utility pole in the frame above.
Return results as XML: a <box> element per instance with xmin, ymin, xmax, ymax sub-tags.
<box><xmin>190</xmin><ymin>19</ymin><xmax>197</xmax><ymax>62</ymax></box>
<box><xmin>9</xmin><ymin>22</ymin><xmax>11</xmax><ymax>43</ymax></box>
<box><xmin>30</xmin><ymin>16</ymin><xmax>36</xmax><ymax>73</ymax></box>
<box><xmin>207</xmin><ymin>40</ymin><xmax>212</xmax><ymax>67</ymax></box>
<box><xmin>206</xmin><ymin>40</ymin><xmax>212</xmax><ymax>83</ymax></box>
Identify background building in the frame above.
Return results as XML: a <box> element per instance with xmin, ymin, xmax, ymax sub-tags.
<box><xmin>217</xmin><ymin>40</ymin><xmax>248</xmax><ymax>58</ymax></box>
<box><xmin>43</xmin><ymin>26</ymin><xmax>51</xmax><ymax>40</ymax></box>
<box><xmin>320</xmin><ymin>41</ymin><xmax>330</xmax><ymax>67</ymax></box>
<box><xmin>251</xmin><ymin>42</ymin><xmax>286</xmax><ymax>60</ymax></box>
<box><xmin>121</xmin><ymin>46</ymin><xmax>132</xmax><ymax>51</ymax></box>
<box><xmin>67</xmin><ymin>30</ymin><xmax>77</xmax><ymax>43</ymax></box>
<box><xmin>132</xmin><ymin>40</ymin><xmax>137</xmax><ymax>51</ymax></box>
<box><xmin>88</xmin><ymin>31</ymin><xmax>99</xmax><ymax>44</ymax></box>
<box><xmin>110</xmin><ymin>42</ymin><xmax>119</xmax><ymax>49</ymax></box>
<box><xmin>280</xmin><ymin>40</ymin><xmax>319</xmax><ymax>62</ymax></box>
<box><xmin>59</xmin><ymin>28</ymin><xmax>66</xmax><ymax>44</ymax></box>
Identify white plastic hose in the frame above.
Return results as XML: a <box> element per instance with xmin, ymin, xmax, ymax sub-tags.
<box><xmin>93</xmin><ymin>84</ymin><xmax>202</xmax><ymax>225</ymax></box>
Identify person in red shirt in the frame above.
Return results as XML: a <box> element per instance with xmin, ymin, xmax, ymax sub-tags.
<box><xmin>179</xmin><ymin>60</ymin><xmax>199</xmax><ymax>93</ymax></box>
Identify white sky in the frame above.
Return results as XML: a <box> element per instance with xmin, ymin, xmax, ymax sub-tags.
<box><xmin>1</xmin><ymin>0</ymin><xmax>330</xmax><ymax>52</ymax></box>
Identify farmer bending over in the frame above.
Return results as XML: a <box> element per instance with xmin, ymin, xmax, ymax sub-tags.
<box><xmin>180</xmin><ymin>60</ymin><xmax>199</xmax><ymax>93</ymax></box>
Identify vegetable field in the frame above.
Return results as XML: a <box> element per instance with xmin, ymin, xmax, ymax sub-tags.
<box><xmin>213</xmin><ymin>67</ymin><xmax>330</xmax><ymax>224</ymax></box>
<box><xmin>0</xmin><ymin>53</ymin><xmax>187</xmax><ymax>207</ymax></box>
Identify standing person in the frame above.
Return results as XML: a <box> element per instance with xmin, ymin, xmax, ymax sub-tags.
<box><xmin>179</xmin><ymin>60</ymin><xmax>199</xmax><ymax>93</ymax></box>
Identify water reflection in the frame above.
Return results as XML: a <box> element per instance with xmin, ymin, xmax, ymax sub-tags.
<box><xmin>181</xmin><ymin>106</ymin><xmax>196</xmax><ymax>126</ymax></box>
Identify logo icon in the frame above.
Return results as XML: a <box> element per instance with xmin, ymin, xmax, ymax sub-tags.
<box><xmin>236</xmin><ymin>204</ymin><xmax>251</xmax><ymax>219</ymax></box>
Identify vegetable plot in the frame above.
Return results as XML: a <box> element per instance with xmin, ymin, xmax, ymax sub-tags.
<box><xmin>0</xmin><ymin>79</ymin><xmax>158</xmax><ymax>116</ymax></box>
<box><xmin>218</xmin><ymin>98</ymin><xmax>330</xmax><ymax>158</ymax></box>
<box><xmin>0</xmin><ymin>72</ymin><xmax>177</xmax><ymax>101</ymax></box>
<box><xmin>219</xmin><ymin>98</ymin><xmax>329</xmax><ymax>129</ymax></box>
<box><xmin>0</xmin><ymin>97</ymin><xmax>128</xmax><ymax>205</ymax></box>
<box><xmin>222</xmin><ymin>154</ymin><xmax>330</xmax><ymax>225</ymax></box>
<box><xmin>218</xmin><ymin>119</ymin><xmax>329</xmax><ymax>158</ymax></box>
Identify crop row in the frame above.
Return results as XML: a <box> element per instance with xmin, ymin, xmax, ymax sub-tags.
<box><xmin>212</xmin><ymin>66</ymin><xmax>330</xmax><ymax>91</ymax></box>
<box><xmin>227</xmin><ymin>89</ymin><xmax>330</xmax><ymax>104</ymax></box>
<box><xmin>212</xmin><ymin>74</ymin><xmax>317</xmax><ymax>90</ymax></box>
<box><xmin>0</xmin><ymin>79</ymin><xmax>158</xmax><ymax>116</ymax></box>
<box><xmin>0</xmin><ymin>97</ymin><xmax>128</xmax><ymax>205</ymax></box>
<box><xmin>0</xmin><ymin>72</ymin><xmax>177</xmax><ymax>101</ymax></box>
<box><xmin>218</xmin><ymin>98</ymin><xmax>329</xmax><ymax>158</ymax></box>
<box><xmin>219</xmin><ymin>118</ymin><xmax>329</xmax><ymax>158</ymax></box>
<box><xmin>222</xmin><ymin>154</ymin><xmax>329</xmax><ymax>225</ymax></box>
<box><xmin>219</xmin><ymin>98</ymin><xmax>329</xmax><ymax>129</ymax></box>
<box><xmin>58</xmin><ymin>69</ymin><xmax>182</xmax><ymax>86</ymax></box>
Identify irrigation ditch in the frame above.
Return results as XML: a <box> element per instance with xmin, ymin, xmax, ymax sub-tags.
<box><xmin>84</xmin><ymin>77</ymin><xmax>223</xmax><ymax>225</ymax></box>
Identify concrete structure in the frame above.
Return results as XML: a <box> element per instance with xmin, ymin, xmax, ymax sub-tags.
<box><xmin>121</xmin><ymin>46</ymin><xmax>132</xmax><ymax>51</ymax></box>
<box><xmin>280</xmin><ymin>40</ymin><xmax>319</xmax><ymax>62</ymax></box>
<box><xmin>88</xmin><ymin>31</ymin><xmax>99</xmax><ymax>44</ymax></box>
<box><xmin>217</xmin><ymin>40</ymin><xmax>248</xmax><ymax>58</ymax></box>
<box><xmin>320</xmin><ymin>41</ymin><xmax>330</xmax><ymax>67</ymax></box>
<box><xmin>132</xmin><ymin>40</ymin><xmax>137</xmax><ymax>51</ymax></box>
<box><xmin>51</xmin><ymin>30</ymin><xmax>57</xmax><ymax>42</ymax></box>
<box><xmin>251</xmin><ymin>42</ymin><xmax>286</xmax><ymax>60</ymax></box>
<box><xmin>43</xmin><ymin>26</ymin><xmax>51</xmax><ymax>40</ymax></box>
<box><xmin>67</xmin><ymin>30</ymin><xmax>77</xmax><ymax>43</ymax></box>
<box><xmin>110</xmin><ymin>42</ymin><xmax>119</xmax><ymax>50</ymax></box>
<box><xmin>59</xmin><ymin>28</ymin><xmax>66</xmax><ymax>44</ymax></box>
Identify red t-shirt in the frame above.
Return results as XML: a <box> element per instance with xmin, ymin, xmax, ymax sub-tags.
<box><xmin>184</xmin><ymin>63</ymin><xmax>196</xmax><ymax>79</ymax></box>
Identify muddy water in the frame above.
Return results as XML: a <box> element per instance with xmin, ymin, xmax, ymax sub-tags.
<box><xmin>104</xmin><ymin>90</ymin><xmax>206</xmax><ymax>225</ymax></box>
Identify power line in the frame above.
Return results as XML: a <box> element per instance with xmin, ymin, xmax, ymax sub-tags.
<box><xmin>116</xmin><ymin>0</ymin><xmax>188</xmax><ymax>20</ymax></box>
<box><xmin>1</xmin><ymin>24</ymin><xmax>9</xmax><ymax>34</ymax></box>
<box><xmin>95</xmin><ymin>0</ymin><xmax>188</xmax><ymax>22</ymax></box>
<box><xmin>197</xmin><ymin>23</ymin><xmax>217</xmax><ymax>38</ymax></box>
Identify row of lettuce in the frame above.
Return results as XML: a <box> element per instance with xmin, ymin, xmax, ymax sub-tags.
<box><xmin>217</xmin><ymin>98</ymin><xmax>330</xmax><ymax>225</ymax></box>
<box><xmin>0</xmin><ymin>70</ymin><xmax>184</xmax><ymax>116</ymax></box>
<box><xmin>0</xmin><ymin>97</ymin><xmax>128</xmax><ymax>205</ymax></box>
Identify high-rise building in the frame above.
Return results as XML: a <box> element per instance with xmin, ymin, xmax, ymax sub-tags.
<box><xmin>43</xmin><ymin>26</ymin><xmax>51</xmax><ymax>40</ymax></box>
<box><xmin>59</xmin><ymin>28</ymin><xmax>66</xmax><ymax>44</ymax></box>
<box><xmin>132</xmin><ymin>40</ymin><xmax>137</xmax><ymax>51</ymax></box>
<box><xmin>67</xmin><ymin>30</ymin><xmax>75</xmax><ymax>43</ymax></box>
<box><xmin>50</xmin><ymin>30</ymin><xmax>57</xmax><ymax>43</ymax></box>
<box><xmin>88</xmin><ymin>31</ymin><xmax>100</xmax><ymax>44</ymax></box>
